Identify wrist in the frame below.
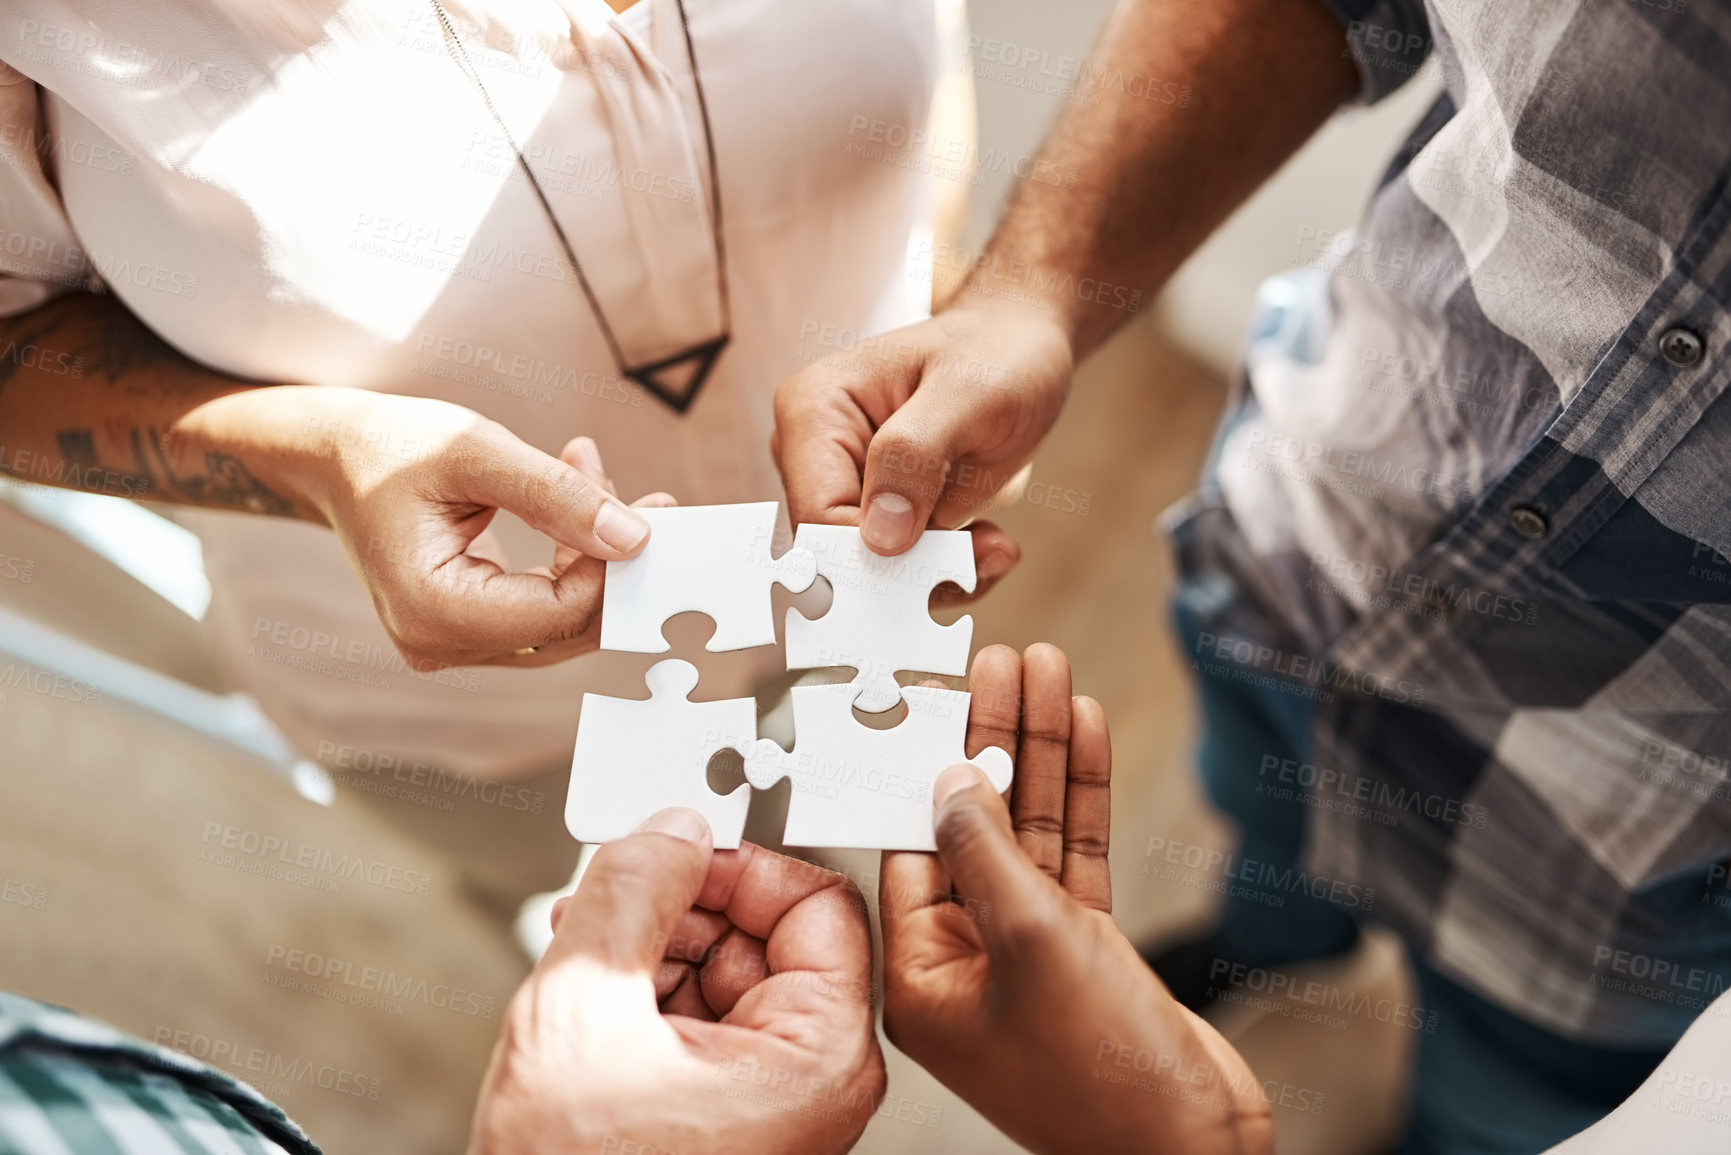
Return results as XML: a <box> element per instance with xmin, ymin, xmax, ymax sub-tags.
<box><xmin>164</xmin><ymin>384</ymin><xmax>383</xmax><ymax>526</ymax></box>
<box><xmin>945</xmin><ymin>250</ymin><xmax>1149</xmax><ymax>363</ymax></box>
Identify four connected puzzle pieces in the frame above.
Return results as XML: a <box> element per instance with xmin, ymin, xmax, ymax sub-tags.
<box><xmin>565</xmin><ymin>501</ymin><xmax>1012</xmax><ymax>850</ymax></box>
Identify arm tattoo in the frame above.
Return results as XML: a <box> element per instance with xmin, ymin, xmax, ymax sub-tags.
<box><xmin>56</xmin><ymin>430</ymin><xmax>98</xmax><ymax>466</ymax></box>
<box><xmin>131</xmin><ymin>425</ymin><xmax>295</xmax><ymax>516</ymax></box>
<box><xmin>0</xmin><ymin>311</ymin><xmax>75</xmax><ymax>397</ymax></box>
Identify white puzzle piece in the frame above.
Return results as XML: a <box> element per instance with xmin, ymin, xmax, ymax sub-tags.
<box><xmin>567</xmin><ymin>659</ymin><xmax>755</xmax><ymax>849</ymax></box>
<box><xmin>601</xmin><ymin>503</ymin><xmax>817</xmax><ymax>653</ymax></box>
<box><xmin>785</xmin><ymin>524</ymin><xmax>977</xmax><ymax>712</ymax></box>
<box><xmin>744</xmin><ymin>682</ymin><xmax>1013</xmax><ymax>850</ymax></box>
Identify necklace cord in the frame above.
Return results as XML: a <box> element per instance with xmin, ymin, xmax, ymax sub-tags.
<box><xmin>426</xmin><ymin>0</ymin><xmax>730</xmax><ymax>395</ymax></box>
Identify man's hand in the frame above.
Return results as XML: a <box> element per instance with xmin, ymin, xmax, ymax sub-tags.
<box><xmin>882</xmin><ymin>644</ymin><xmax>1273</xmax><ymax>1155</ymax></box>
<box><xmin>772</xmin><ymin>0</ymin><xmax>1358</xmax><ymax>576</ymax></box>
<box><xmin>772</xmin><ymin>300</ymin><xmax>1072</xmax><ymax>586</ymax></box>
<box><xmin>470</xmin><ymin>810</ymin><xmax>886</xmax><ymax>1155</ymax></box>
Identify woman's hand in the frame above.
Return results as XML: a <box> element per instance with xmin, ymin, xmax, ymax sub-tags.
<box><xmin>0</xmin><ymin>294</ymin><xmax>656</xmax><ymax>668</ymax></box>
<box><xmin>272</xmin><ymin>387</ymin><xmax>669</xmax><ymax>669</ymax></box>
<box><xmin>881</xmin><ymin>644</ymin><xmax>1273</xmax><ymax>1155</ymax></box>
<box><xmin>470</xmin><ymin>811</ymin><xmax>885</xmax><ymax>1155</ymax></box>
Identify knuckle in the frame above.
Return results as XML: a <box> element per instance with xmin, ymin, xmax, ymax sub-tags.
<box><xmin>524</xmin><ymin>459</ymin><xmax>588</xmax><ymax>514</ymax></box>
<box><xmin>870</xmin><ymin>436</ymin><xmax>943</xmax><ymax>491</ymax></box>
<box><xmin>934</xmin><ymin>797</ymin><xmax>997</xmax><ymax>859</ymax></box>
<box><xmin>1015</xmin><ymin>813</ymin><xmax>1065</xmax><ymax>840</ymax></box>
<box><xmin>1020</xmin><ymin>726</ymin><xmax>1072</xmax><ymax>749</ymax></box>
<box><xmin>1065</xmin><ymin>829</ymin><xmax>1111</xmax><ymax>858</ymax></box>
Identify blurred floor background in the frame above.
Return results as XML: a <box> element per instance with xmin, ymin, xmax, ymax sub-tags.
<box><xmin>0</xmin><ymin>1</ymin><xmax>1446</xmax><ymax>1152</ymax></box>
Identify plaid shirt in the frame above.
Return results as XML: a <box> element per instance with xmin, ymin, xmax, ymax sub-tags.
<box><xmin>0</xmin><ymin>992</ymin><xmax>319</xmax><ymax>1155</ymax></box>
<box><xmin>1175</xmin><ymin>0</ymin><xmax>1731</xmax><ymax>1046</ymax></box>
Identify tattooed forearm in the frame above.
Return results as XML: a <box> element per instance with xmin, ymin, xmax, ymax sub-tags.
<box><xmin>131</xmin><ymin>425</ymin><xmax>296</xmax><ymax>515</ymax></box>
<box><xmin>56</xmin><ymin>429</ymin><xmax>98</xmax><ymax>466</ymax></box>
<box><xmin>0</xmin><ymin>310</ymin><xmax>82</xmax><ymax>396</ymax></box>
<box><xmin>87</xmin><ymin>291</ymin><xmax>193</xmax><ymax>385</ymax></box>
<box><xmin>0</xmin><ymin>292</ymin><xmax>309</xmax><ymax>518</ymax></box>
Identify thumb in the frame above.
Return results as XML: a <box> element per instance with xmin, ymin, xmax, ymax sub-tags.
<box><xmin>460</xmin><ymin>426</ymin><xmax>651</xmax><ymax>561</ymax></box>
<box><xmin>543</xmin><ymin>808</ymin><xmax>714</xmax><ymax>974</ymax></box>
<box><xmin>930</xmin><ymin>764</ymin><xmax>1056</xmax><ymax>944</ymax></box>
<box><xmin>859</xmin><ymin>390</ymin><xmax>970</xmax><ymax>556</ymax></box>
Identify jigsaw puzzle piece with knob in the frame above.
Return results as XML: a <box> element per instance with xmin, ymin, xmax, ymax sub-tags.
<box><xmin>785</xmin><ymin>524</ymin><xmax>978</xmax><ymax>712</ymax></box>
<box><xmin>601</xmin><ymin>502</ymin><xmax>817</xmax><ymax>653</ymax></box>
<box><xmin>744</xmin><ymin>680</ymin><xmax>1011</xmax><ymax>850</ymax></box>
<box><xmin>566</xmin><ymin>659</ymin><xmax>756</xmax><ymax>849</ymax></box>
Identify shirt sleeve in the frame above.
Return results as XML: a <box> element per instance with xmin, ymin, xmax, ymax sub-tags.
<box><xmin>1310</xmin><ymin>0</ymin><xmax>1435</xmax><ymax>105</ymax></box>
<box><xmin>0</xmin><ymin>62</ymin><xmax>93</xmax><ymax>317</ymax></box>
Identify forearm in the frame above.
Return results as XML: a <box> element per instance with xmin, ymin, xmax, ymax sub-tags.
<box><xmin>0</xmin><ymin>291</ymin><xmax>332</xmax><ymax>520</ymax></box>
<box><xmin>957</xmin><ymin>0</ymin><xmax>1357</xmax><ymax>357</ymax></box>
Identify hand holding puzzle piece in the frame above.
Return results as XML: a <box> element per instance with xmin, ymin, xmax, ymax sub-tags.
<box><xmin>566</xmin><ymin>501</ymin><xmax>1012</xmax><ymax>850</ymax></box>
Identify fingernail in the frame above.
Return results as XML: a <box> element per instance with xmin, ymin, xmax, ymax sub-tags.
<box><xmin>933</xmin><ymin>764</ymin><xmax>983</xmax><ymax>812</ymax></box>
<box><xmin>636</xmin><ymin>807</ymin><xmax>711</xmax><ymax>844</ymax></box>
<box><xmin>594</xmin><ymin>502</ymin><xmax>649</xmax><ymax>553</ymax></box>
<box><xmin>862</xmin><ymin>493</ymin><xmax>916</xmax><ymax>553</ymax></box>
<box><xmin>978</xmin><ymin>551</ymin><xmax>1012</xmax><ymax>581</ymax></box>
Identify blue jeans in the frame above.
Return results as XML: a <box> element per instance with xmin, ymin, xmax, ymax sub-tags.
<box><xmin>1175</xmin><ymin>598</ymin><xmax>1667</xmax><ymax>1154</ymax></box>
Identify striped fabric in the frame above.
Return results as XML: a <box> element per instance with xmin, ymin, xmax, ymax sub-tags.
<box><xmin>1175</xmin><ymin>0</ymin><xmax>1731</xmax><ymax>1045</ymax></box>
<box><xmin>0</xmin><ymin>993</ymin><xmax>318</xmax><ymax>1155</ymax></box>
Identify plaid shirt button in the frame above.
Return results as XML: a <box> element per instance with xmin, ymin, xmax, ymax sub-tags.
<box><xmin>1510</xmin><ymin>506</ymin><xmax>1549</xmax><ymax>539</ymax></box>
<box><xmin>1659</xmin><ymin>326</ymin><xmax>1705</xmax><ymax>368</ymax></box>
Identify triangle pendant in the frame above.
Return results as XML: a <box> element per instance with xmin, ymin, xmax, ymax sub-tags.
<box><xmin>624</xmin><ymin>335</ymin><xmax>729</xmax><ymax>415</ymax></box>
